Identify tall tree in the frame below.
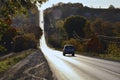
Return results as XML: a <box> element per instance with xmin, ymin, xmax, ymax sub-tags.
<box><xmin>108</xmin><ymin>5</ymin><xmax>115</xmax><ymax>9</ymax></box>
<box><xmin>63</xmin><ymin>15</ymin><xmax>87</xmax><ymax>38</ymax></box>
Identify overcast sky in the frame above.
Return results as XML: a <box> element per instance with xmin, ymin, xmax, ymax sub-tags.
<box><xmin>40</xmin><ymin>0</ymin><xmax>120</xmax><ymax>10</ymax></box>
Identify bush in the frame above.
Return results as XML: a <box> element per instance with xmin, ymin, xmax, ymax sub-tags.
<box><xmin>13</xmin><ymin>33</ymin><xmax>37</xmax><ymax>52</ymax></box>
<box><xmin>86</xmin><ymin>35</ymin><xmax>104</xmax><ymax>53</ymax></box>
<box><xmin>0</xmin><ymin>45</ymin><xmax>7</xmax><ymax>54</ymax></box>
<box><xmin>107</xmin><ymin>43</ymin><xmax>120</xmax><ymax>57</ymax></box>
<box><xmin>1</xmin><ymin>27</ymin><xmax>17</xmax><ymax>52</ymax></box>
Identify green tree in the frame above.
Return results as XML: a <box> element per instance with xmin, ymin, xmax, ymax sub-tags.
<box><xmin>63</xmin><ymin>15</ymin><xmax>87</xmax><ymax>39</ymax></box>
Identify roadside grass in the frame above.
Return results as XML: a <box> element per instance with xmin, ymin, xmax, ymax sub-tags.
<box><xmin>0</xmin><ymin>49</ymin><xmax>36</xmax><ymax>75</ymax></box>
<box><xmin>47</xmin><ymin>45</ymin><xmax>120</xmax><ymax>61</ymax></box>
<box><xmin>75</xmin><ymin>43</ymin><xmax>120</xmax><ymax>62</ymax></box>
<box><xmin>98</xmin><ymin>43</ymin><xmax>120</xmax><ymax>61</ymax></box>
<box><xmin>76</xmin><ymin>51</ymin><xmax>120</xmax><ymax>62</ymax></box>
<box><xmin>54</xmin><ymin>47</ymin><xmax>120</xmax><ymax>61</ymax></box>
<box><xmin>98</xmin><ymin>53</ymin><xmax>120</xmax><ymax>61</ymax></box>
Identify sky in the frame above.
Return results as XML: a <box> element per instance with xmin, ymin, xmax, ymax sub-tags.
<box><xmin>40</xmin><ymin>0</ymin><xmax>120</xmax><ymax>10</ymax></box>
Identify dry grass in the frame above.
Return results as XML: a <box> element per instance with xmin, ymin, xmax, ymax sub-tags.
<box><xmin>0</xmin><ymin>49</ymin><xmax>36</xmax><ymax>74</ymax></box>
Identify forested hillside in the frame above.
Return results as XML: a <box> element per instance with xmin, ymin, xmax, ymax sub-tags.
<box><xmin>44</xmin><ymin>2</ymin><xmax>120</xmax><ymax>60</ymax></box>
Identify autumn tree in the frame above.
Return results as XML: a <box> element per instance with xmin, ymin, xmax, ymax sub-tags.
<box><xmin>91</xmin><ymin>18</ymin><xmax>116</xmax><ymax>36</ymax></box>
<box><xmin>63</xmin><ymin>15</ymin><xmax>87</xmax><ymax>39</ymax></box>
<box><xmin>114</xmin><ymin>22</ymin><xmax>120</xmax><ymax>37</ymax></box>
<box><xmin>86</xmin><ymin>34</ymin><xmax>104</xmax><ymax>53</ymax></box>
<box><xmin>0</xmin><ymin>0</ymin><xmax>48</xmax><ymax>19</ymax></box>
<box><xmin>13</xmin><ymin>33</ymin><xmax>37</xmax><ymax>52</ymax></box>
<box><xmin>90</xmin><ymin>18</ymin><xmax>104</xmax><ymax>35</ymax></box>
<box><xmin>0</xmin><ymin>0</ymin><xmax>48</xmax><ymax>53</ymax></box>
<box><xmin>55</xmin><ymin>20</ymin><xmax>67</xmax><ymax>41</ymax></box>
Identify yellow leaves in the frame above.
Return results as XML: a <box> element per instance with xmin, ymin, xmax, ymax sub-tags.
<box><xmin>0</xmin><ymin>0</ymin><xmax>48</xmax><ymax>18</ymax></box>
<box><xmin>55</xmin><ymin>20</ymin><xmax>64</xmax><ymax>28</ymax></box>
<box><xmin>63</xmin><ymin>38</ymin><xmax>84</xmax><ymax>52</ymax></box>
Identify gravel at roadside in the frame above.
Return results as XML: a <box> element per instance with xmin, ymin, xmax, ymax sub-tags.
<box><xmin>0</xmin><ymin>49</ymin><xmax>55</xmax><ymax>80</ymax></box>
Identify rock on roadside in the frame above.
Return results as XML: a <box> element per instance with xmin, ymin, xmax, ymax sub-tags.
<box><xmin>0</xmin><ymin>49</ymin><xmax>55</xmax><ymax>80</ymax></box>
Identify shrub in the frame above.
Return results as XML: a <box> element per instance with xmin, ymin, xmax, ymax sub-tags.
<box><xmin>86</xmin><ymin>35</ymin><xmax>104</xmax><ymax>53</ymax></box>
<box><xmin>107</xmin><ymin>43</ymin><xmax>120</xmax><ymax>57</ymax></box>
<box><xmin>0</xmin><ymin>45</ymin><xmax>7</xmax><ymax>54</ymax></box>
<box><xmin>1</xmin><ymin>27</ymin><xmax>17</xmax><ymax>52</ymax></box>
<box><xmin>13</xmin><ymin>33</ymin><xmax>37</xmax><ymax>52</ymax></box>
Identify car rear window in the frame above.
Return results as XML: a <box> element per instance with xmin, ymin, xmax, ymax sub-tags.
<box><xmin>65</xmin><ymin>46</ymin><xmax>74</xmax><ymax>49</ymax></box>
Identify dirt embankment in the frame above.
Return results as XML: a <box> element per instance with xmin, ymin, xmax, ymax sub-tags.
<box><xmin>1</xmin><ymin>49</ymin><xmax>56</xmax><ymax>80</ymax></box>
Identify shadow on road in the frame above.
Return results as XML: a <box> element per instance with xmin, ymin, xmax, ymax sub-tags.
<box><xmin>64</xmin><ymin>54</ymin><xmax>76</xmax><ymax>57</ymax></box>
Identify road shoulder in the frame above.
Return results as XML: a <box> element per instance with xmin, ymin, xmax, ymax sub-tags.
<box><xmin>1</xmin><ymin>49</ymin><xmax>55</xmax><ymax>80</ymax></box>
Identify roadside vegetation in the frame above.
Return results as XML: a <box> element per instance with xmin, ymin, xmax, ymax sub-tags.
<box><xmin>0</xmin><ymin>0</ymin><xmax>48</xmax><ymax>54</ymax></box>
<box><xmin>44</xmin><ymin>3</ymin><xmax>120</xmax><ymax>61</ymax></box>
<box><xmin>0</xmin><ymin>49</ymin><xmax>36</xmax><ymax>77</ymax></box>
<box><xmin>0</xmin><ymin>0</ymin><xmax>48</xmax><ymax>75</ymax></box>
<box><xmin>99</xmin><ymin>43</ymin><xmax>120</xmax><ymax>61</ymax></box>
<box><xmin>0</xmin><ymin>18</ymin><xmax>40</xmax><ymax>53</ymax></box>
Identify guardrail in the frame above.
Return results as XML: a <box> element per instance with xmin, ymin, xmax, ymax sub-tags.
<box><xmin>73</xmin><ymin>31</ymin><xmax>120</xmax><ymax>44</ymax></box>
<box><xmin>98</xmin><ymin>35</ymin><xmax>120</xmax><ymax>43</ymax></box>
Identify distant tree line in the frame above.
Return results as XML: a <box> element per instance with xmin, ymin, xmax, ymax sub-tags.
<box><xmin>44</xmin><ymin>12</ymin><xmax>120</xmax><ymax>59</ymax></box>
<box><xmin>43</xmin><ymin>2</ymin><xmax>120</xmax><ymax>60</ymax></box>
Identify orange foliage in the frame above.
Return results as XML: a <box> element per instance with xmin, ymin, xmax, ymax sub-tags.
<box><xmin>86</xmin><ymin>35</ymin><xmax>103</xmax><ymax>53</ymax></box>
<box><xmin>4</xmin><ymin>19</ymin><xmax>12</xmax><ymax>25</ymax></box>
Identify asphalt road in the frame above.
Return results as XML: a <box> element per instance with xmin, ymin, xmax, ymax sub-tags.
<box><xmin>40</xmin><ymin>33</ymin><xmax>120</xmax><ymax>80</ymax></box>
<box><xmin>39</xmin><ymin>11</ymin><xmax>120</xmax><ymax>80</ymax></box>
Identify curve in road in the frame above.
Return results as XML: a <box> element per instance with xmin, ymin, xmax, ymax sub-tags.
<box><xmin>39</xmin><ymin>11</ymin><xmax>120</xmax><ymax>80</ymax></box>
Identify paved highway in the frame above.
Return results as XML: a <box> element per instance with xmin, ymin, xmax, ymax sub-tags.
<box><xmin>40</xmin><ymin>33</ymin><xmax>120</xmax><ymax>80</ymax></box>
<box><xmin>39</xmin><ymin>11</ymin><xmax>120</xmax><ymax>80</ymax></box>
